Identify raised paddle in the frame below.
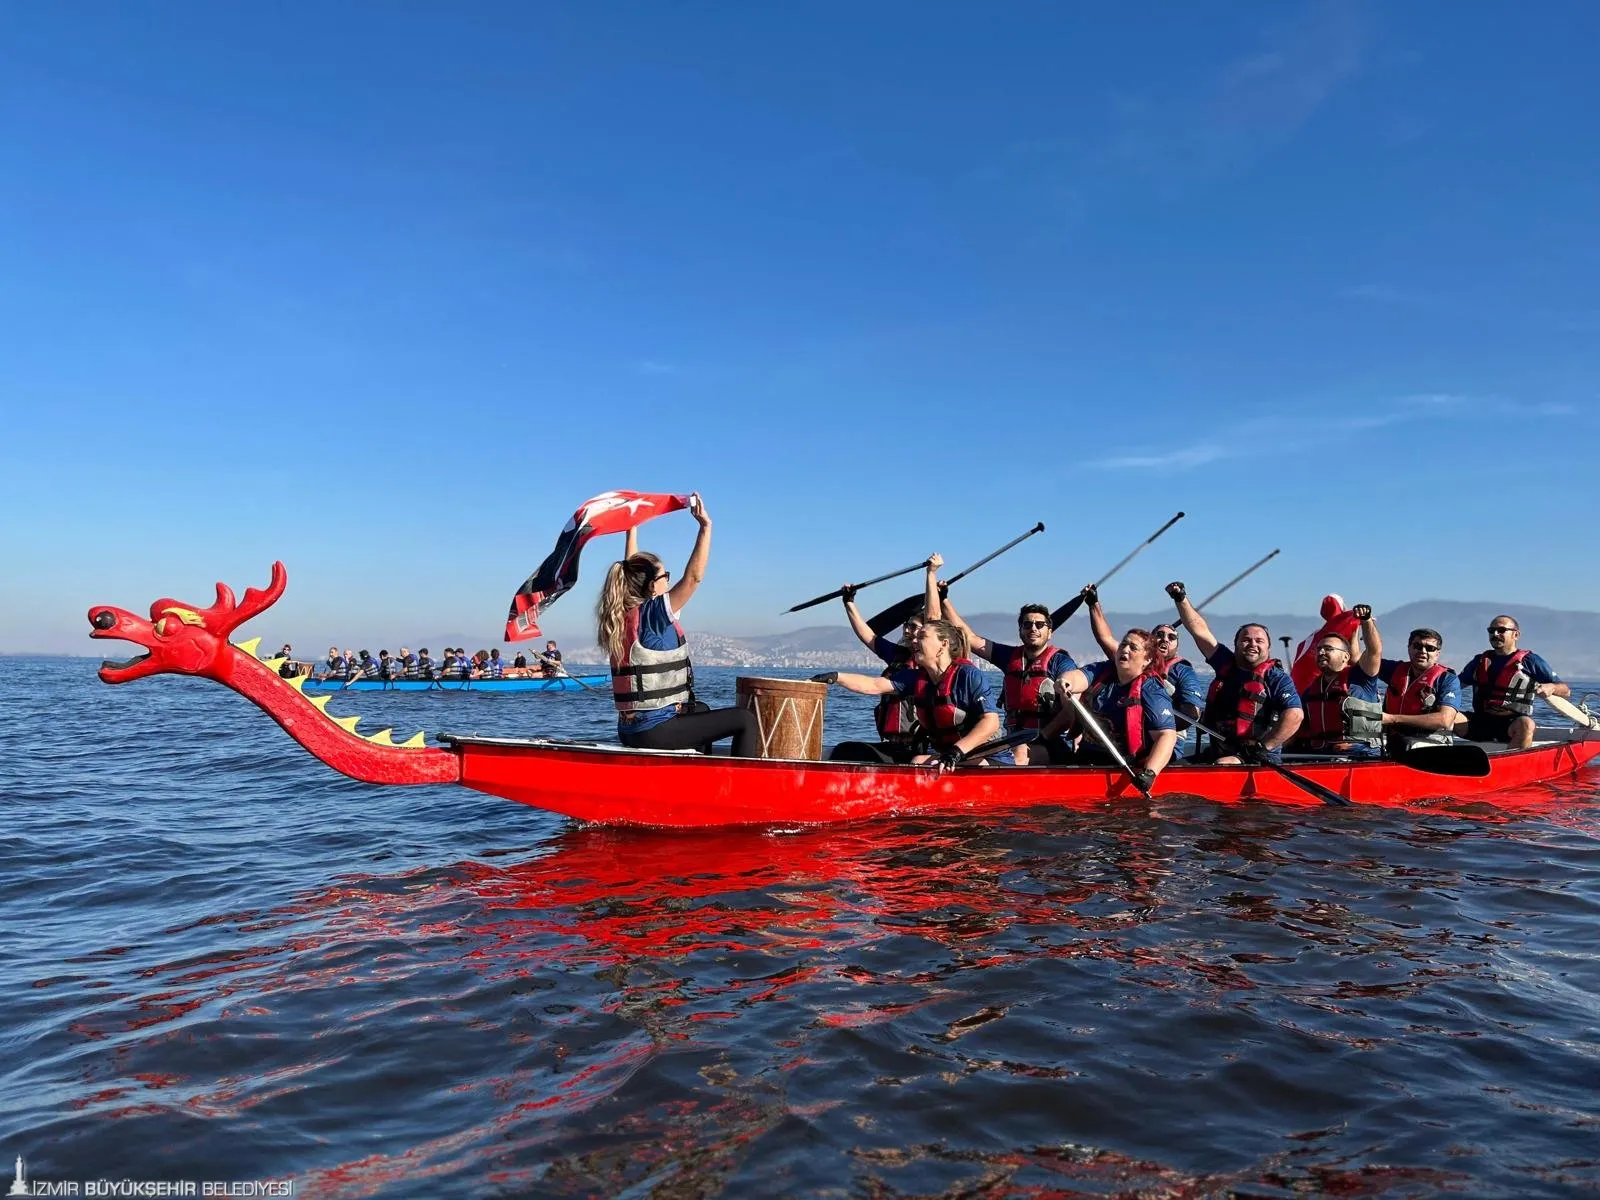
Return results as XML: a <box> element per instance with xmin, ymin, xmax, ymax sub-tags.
<box><xmin>1196</xmin><ymin>549</ymin><xmax>1281</xmax><ymax>610</ymax></box>
<box><xmin>1067</xmin><ymin>692</ymin><xmax>1154</xmax><ymax>798</ymax></box>
<box><xmin>1183</xmin><ymin>715</ymin><xmax>1351</xmax><ymax>807</ymax></box>
<box><xmin>1050</xmin><ymin>511</ymin><xmax>1185</xmax><ymax>628</ymax></box>
<box><xmin>866</xmin><ymin>522</ymin><xmax>1046</xmax><ymax>637</ymax></box>
<box><xmin>787</xmin><ymin>559</ymin><xmax>931</xmax><ymax>614</ymax></box>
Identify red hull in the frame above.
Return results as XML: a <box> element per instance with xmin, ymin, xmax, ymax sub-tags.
<box><xmin>445</xmin><ymin>733</ymin><xmax>1600</xmax><ymax>828</ymax></box>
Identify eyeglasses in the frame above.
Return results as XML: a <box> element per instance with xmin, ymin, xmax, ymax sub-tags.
<box><xmin>654</xmin><ymin>572</ymin><xmax>671</xmax><ymax>583</ymax></box>
<box><xmin>1410</xmin><ymin>642</ymin><xmax>1441</xmax><ymax>653</ymax></box>
<box><xmin>1153</xmin><ymin>631</ymin><xmax>1179</xmax><ymax>641</ymax></box>
<box><xmin>1018</xmin><ymin>619</ymin><xmax>1049</xmax><ymax>629</ymax></box>
<box><xmin>1488</xmin><ymin>626</ymin><xmax>1516</xmax><ymax>635</ymax></box>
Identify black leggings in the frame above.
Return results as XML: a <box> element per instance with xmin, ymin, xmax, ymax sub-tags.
<box><xmin>619</xmin><ymin>706</ymin><xmax>761</xmax><ymax>758</ymax></box>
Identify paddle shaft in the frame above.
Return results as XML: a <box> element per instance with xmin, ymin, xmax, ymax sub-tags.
<box><xmin>865</xmin><ymin>523</ymin><xmax>1046</xmax><ymax>636</ymax></box>
<box><xmin>1067</xmin><ymin>691</ymin><xmax>1151</xmax><ymax>797</ymax></box>
<box><xmin>1051</xmin><ymin>511</ymin><xmax>1186</xmax><ymax>627</ymax></box>
<box><xmin>1195</xmin><ymin>548</ymin><xmax>1281</xmax><ymax>610</ymax></box>
<box><xmin>1183</xmin><ymin>715</ymin><xmax>1351</xmax><ymax>806</ymax></box>
<box><xmin>788</xmin><ymin>559</ymin><xmax>930</xmax><ymax>614</ymax></box>
<box><xmin>958</xmin><ymin>728</ymin><xmax>1039</xmax><ymax>765</ymax></box>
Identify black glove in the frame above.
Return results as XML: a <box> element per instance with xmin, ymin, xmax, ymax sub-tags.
<box><xmin>840</xmin><ymin>584</ymin><xmax>858</xmax><ymax>604</ymax></box>
<box><xmin>1080</xmin><ymin>583</ymin><xmax>1099</xmax><ymax>606</ymax></box>
<box><xmin>1166</xmin><ymin>581</ymin><xmax>1187</xmax><ymax>602</ymax></box>
<box><xmin>810</xmin><ymin>672</ymin><xmax>839</xmax><ymax>685</ymax></box>
<box><xmin>1352</xmin><ymin>603</ymin><xmax>1372</xmax><ymax>621</ymax></box>
<box><xmin>1236</xmin><ymin>739</ymin><xmax>1265</xmax><ymax>764</ymax></box>
<box><xmin>937</xmin><ymin>581</ymin><xmax>950</xmax><ymax>599</ymax></box>
<box><xmin>1132</xmin><ymin>768</ymin><xmax>1157</xmax><ymax>793</ymax></box>
<box><xmin>938</xmin><ymin>746</ymin><xmax>964</xmax><ymax>770</ymax></box>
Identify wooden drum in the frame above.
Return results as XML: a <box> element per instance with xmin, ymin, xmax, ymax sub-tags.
<box><xmin>736</xmin><ymin>676</ymin><xmax>828</xmax><ymax>761</ymax></box>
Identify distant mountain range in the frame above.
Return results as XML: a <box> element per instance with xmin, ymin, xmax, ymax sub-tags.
<box><xmin>468</xmin><ymin>600</ymin><xmax>1600</xmax><ymax>677</ymax></box>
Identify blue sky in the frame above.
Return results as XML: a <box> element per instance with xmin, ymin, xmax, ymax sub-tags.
<box><xmin>4</xmin><ymin>2</ymin><xmax>1597</xmax><ymax>653</ymax></box>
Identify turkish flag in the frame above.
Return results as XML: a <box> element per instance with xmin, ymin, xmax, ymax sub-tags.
<box><xmin>504</xmin><ymin>491</ymin><xmax>689</xmax><ymax>641</ymax></box>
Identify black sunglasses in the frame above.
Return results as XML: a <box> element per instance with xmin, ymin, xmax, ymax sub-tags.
<box><xmin>1018</xmin><ymin>619</ymin><xmax>1049</xmax><ymax>629</ymax></box>
<box><xmin>1410</xmin><ymin>642</ymin><xmax>1441</xmax><ymax>653</ymax></box>
<box><xmin>1488</xmin><ymin>626</ymin><xmax>1516</xmax><ymax>635</ymax></box>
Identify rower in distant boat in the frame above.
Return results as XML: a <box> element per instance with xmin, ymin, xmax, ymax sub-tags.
<box><xmin>316</xmin><ymin>646</ymin><xmax>348</xmax><ymax>683</ymax></box>
<box><xmin>1083</xmin><ymin>584</ymin><xmax>1204</xmax><ymax>725</ymax></box>
<box><xmin>377</xmin><ymin>649</ymin><xmax>397</xmax><ymax>680</ymax></box>
<box><xmin>485</xmin><ymin>648</ymin><xmax>506</xmax><ymax>679</ymax></box>
<box><xmin>539</xmin><ymin>640</ymin><xmax>565</xmax><ymax>677</ymax></box>
<box><xmin>816</xmin><ymin>618</ymin><xmax>1005</xmax><ymax>770</ymax></box>
<box><xmin>416</xmin><ymin>648</ymin><xmax>436</xmax><ymax>679</ymax></box>
<box><xmin>1044</xmin><ymin>628</ymin><xmax>1178</xmax><ymax>788</ymax></box>
<box><xmin>1290</xmin><ymin>604</ymin><xmax>1384</xmax><ymax>758</ymax></box>
<box><xmin>835</xmin><ymin>554</ymin><xmax>944</xmax><ymax>760</ymax></box>
<box><xmin>1166</xmin><ymin>581</ymin><xmax>1303</xmax><ymax>763</ymax></box>
<box><xmin>941</xmin><ymin>593</ymin><xmax>1075</xmax><ymax>765</ymax></box>
<box><xmin>599</xmin><ymin>493</ymin><xmax>759</xmax><ymax>757</ymax></box>
<box><xmin>513</xmin><ymin>650</ymin><xmax>528</xmax><ymax>670</ymax></box>
<box><xmin>1458</xmin><ymin>615</ymin><xmax>1569</xmax><ymax>750</ymax></box>
<box><xmin>398</xmin><ymin>647</ymin><xmax>418</xmax><ymax>678</ymax></box>
<box><xmin>1378</xmin><ymin>626</ymin><xmax>1461</xmax><ymax>756</ymax></box>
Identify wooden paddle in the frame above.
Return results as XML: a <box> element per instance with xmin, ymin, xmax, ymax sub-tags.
<box><xmin>1067</xmin><ymin>692</ymin><xmax>1153</xmax><ymax>798</ymax></box>
<box><xmin>866</xmin><ymin>522</ymin><xmax>1046</xmax><ymax>637</ymax></box>
<box><xmin>1544</xmin><ymin>693</ymin><xmax>1600</xmax><ymax>733</ymax></box>
<box><xmin>1050</xmin><ymin>511</ymin><xmax>1185</xmax><ymax>628</ymax></box>
<box><xmin>1184</xmin><ymin>715</ymin><xmax>1352</xmax><ymax>807</ymax></box>
<box><xmin>787</xmin><ymin>559</ymin><xmax>931</xmax><ymax>614</ymax></box>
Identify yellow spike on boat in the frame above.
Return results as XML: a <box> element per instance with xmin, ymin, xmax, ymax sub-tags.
<box><xmin>333</xmin><ymin>714</ymin><xmax>361</xmax><ymax>733</ymax></box>
<box><xmin>286</xmin><ymin>673</ymin><xmax>308</xmax><ymax>691</ymax></box>
<box><xmin>310</xmin><ymin>694</ymin><xmax>332</xmax><ymax>712</ymax></box>
<box><xmin>400</xmin><ymin>731</ymin><xmax>426</xmax><ymax>749</ymax></box>
<box><xmin>262</xmin><ymin>656</ymin><xmax>287</xmax><ymax>670</ymax></box>
<box><xmin>367</xmin><ymin>728</ymin><xmax>396</xmax><ymax>746</ymax></box>
<box><xmin>234</xmin><ymin>637</ymin><xmax>262</xmax><ymax>658</ymax></box>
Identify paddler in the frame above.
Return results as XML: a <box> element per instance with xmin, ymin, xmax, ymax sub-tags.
<box><xmin>1042</xmin><ymin>628</ymin><xmax>1178</xmax><ymax>789</ymax></box>
<box><xmin>598</xmin><ymin>493</ymin><xmax>759</xmax><ymax>756</ymax></box>
<box><xmin>940</xmin><ymin>596</ymin><xmax>1076</xmax><ymax>765</ymax></box>
<box><xmin>1082</xmin><ymin>584</ymin><xmax>1204</xmax><ymax>724</ymax></box>
<box><xmin>1457</xmin><ymin>615</ymin><xmax>1569</xmax><ymax>749</ymax></box>
<box><xmin>539</xmin><ymin>640</ymin><xmax>564</xmax><ymax>677</ymax></box>
<box><xmin>814</xmin><ymin>618</ymin><xmax>1004</xmax><ymax>770</ymax></box>
<box><xmin>833</xmin><ymin>554</ymin><xmax>945</xmax><ymax>762</ymax></box>
<box><xmin>1376</xmin><ymin>626</ymin><xmax>1461</xmax><ymax>754</ymax></box>
<box><xmin>1290</xmin><ymin>605</ymin><xmax>1384</xmax><ymax>757</ymax></box>
<box><xmin>1166</xmin><ymin>581</ymin><xmax>1303</xmax><ymax>763</ymax></box>
<box><xmin>316</xmin><ymin>646</ymin><xmax>347</xmax><ymax>682</ymax></box>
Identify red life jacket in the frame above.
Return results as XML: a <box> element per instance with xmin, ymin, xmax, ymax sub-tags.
<box><xmin>874</xmin><ymin>655</ymin><xmax>919</xmax><ymax>743</ymax></box>
<box><xmin>910</xmin><ymin>659</ymin><xmax>982</xmax><ymax>749</ymax></box>
<box><xmin>1084</xmin><ymin>668</ymin><xmax>1154</xmax><ymax>758</ymax></box>
<box><xmin>1469</xmin><ymin>649</ymin><xmax>1535</xmax><ymax>716</ymax></box>
<box><xmin>1204</xmin><ymin>657</ymin><xmax>1282</xmax><ymax>740</ymax></box>
<box><xmin>1384</xmin><ymin>662</ymin><xmax>1448</xmax><ymax>716</ymax></box>
<box><xmin>1000</xmin><ymin>644</ymin><xmax>1069</xmax><ymax>731</ymax></box>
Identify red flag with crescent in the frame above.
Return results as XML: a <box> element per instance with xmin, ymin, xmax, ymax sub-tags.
<box><xmin>504</xmin><ymin>491</ymin><xmax>689</xmax><ymax>642</ymax></box>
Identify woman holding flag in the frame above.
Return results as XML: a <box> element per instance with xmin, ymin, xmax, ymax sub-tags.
<box><xmin>595</xmin><ymin>493</ymin><xmax>760</xmax><ymax>757</ymax></box>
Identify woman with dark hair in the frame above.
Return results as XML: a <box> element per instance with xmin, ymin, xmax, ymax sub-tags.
<box><xmin>1045</xmin><ymin>628</ymin><xmax>1179</xmax><ymax>789</ymax></box>
<box><xmin>1082</xmin><ymin>585</ymin><xmax>1204</xmax><ymax>724</ymax></box>
<box><xmin>595</xmin><ymin>493</ymin><xmax>759</xmax><ymax>757</ymax></box>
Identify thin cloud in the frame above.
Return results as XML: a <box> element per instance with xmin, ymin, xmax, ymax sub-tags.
<box><xmin>1093</xmin><ymin>443</ymin><xmax>1233</xmax><ymax>471</ymax></box>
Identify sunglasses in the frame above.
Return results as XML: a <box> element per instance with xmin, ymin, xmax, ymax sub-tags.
<box><xmin>1018</xmin><ymin>619</ymin><xmax>1050</xmax><ymax>629</ymax></box>
<box><xmin>1410</xmin><ymin>642</ymin><xmax>1441</xmax><ymax>653</ymax></box>
<box><xmin>1488</xmin><ymin>626</ymin><xmax>1516</xmax><ymax>635</ymax></box>
<box><xmin>654</xmin><ymin>571</ymin><xmax>671</xmax><ymax>583</ymax></box>
<box><xmin>1153</xmin><ymin>631</ymin><xmax>1179</xmax><ymax>641</ymax></box>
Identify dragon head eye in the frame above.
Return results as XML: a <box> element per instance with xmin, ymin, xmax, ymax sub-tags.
<box><xmin>92</xmin><ymin>610</ymin><xmax>117</xmax><ymax>630</ymax></box>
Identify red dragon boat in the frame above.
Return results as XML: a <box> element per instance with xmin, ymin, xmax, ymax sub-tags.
<box><xmin>89</xmin><ymin>564</ymin><xmax>1600</xmax><ymax>828</ymax></box>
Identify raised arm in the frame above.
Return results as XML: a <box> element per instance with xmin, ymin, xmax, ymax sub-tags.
<box><xmin>1353</xmin><ymin>605</ymin><xmax>1382</xmax><ymax>677</ymax></box>
<box><xmin>841</xmin><ymin>590</ymin><xmax>879</xmax><ymax>650</ymax></box>
<box><xmin>1084</xmin><ymin>585</ymin><xmax>1117</xmax><ymax>658</ymax></box>
<box><xmin>667</xmin><ymin>492</ymin><xmax>711</xmax><ymax>613</ymax></box>
<box><xmin>940</xmin><ymin>596</ymin><xmax>989</xmax><ymax>658</ymax></box>
<box><xmin>625</xmin><ymin>527</ymin><xmax>638</xmax><ymax>560</ymax></box>
<box><xmin>924</xmin><ymin>553</ymin><xmax>944</xmax><ymax>622</ymax></box>
<box><xmin>1166</xmin><ymin>582</ymin><xmax>1220</xmax><ymax>660</ymax></box>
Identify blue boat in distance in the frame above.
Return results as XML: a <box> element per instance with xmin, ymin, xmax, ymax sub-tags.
<box><xmin>301</xmin><ymin>674</ymin><xmax>608</xmax><ymax>693</ymax></box>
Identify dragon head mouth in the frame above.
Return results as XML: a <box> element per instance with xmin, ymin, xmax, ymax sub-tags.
<box><xmin>89</xmin><ymin>562</ymin><xmax>289</xmax><ymax>685</ymax></box>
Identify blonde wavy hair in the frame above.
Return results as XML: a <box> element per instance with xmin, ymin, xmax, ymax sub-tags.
<box><xmin>595</xmin><ymin>553</ymin><xmax>665</xmax><ymax>662</ymax></box>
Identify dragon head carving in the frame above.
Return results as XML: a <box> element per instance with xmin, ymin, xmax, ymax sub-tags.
<box><xmin>90</xmin><ymin>562</ymin><xmax>287</xmax><ymax>684</ymax></box>
<box><xmin>89</xmin><ymin>563</ymin><xmax>459</xmax><ymax>786</ymax></box>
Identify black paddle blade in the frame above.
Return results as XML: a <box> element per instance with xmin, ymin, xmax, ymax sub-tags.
<box><xmin>866</xmin><ymin>593</ymin><xmax>923</xmax><ymax>638</ymax></box>
<box><xmin>1398</xmin><ymin>741</ymin><xmax>1491</xmax><ymax>777</ymax></box>
<box><xmin>1048</xmin><ymin>595</ymin><xmax>1082</xmax><ymax>628</ymax></box>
